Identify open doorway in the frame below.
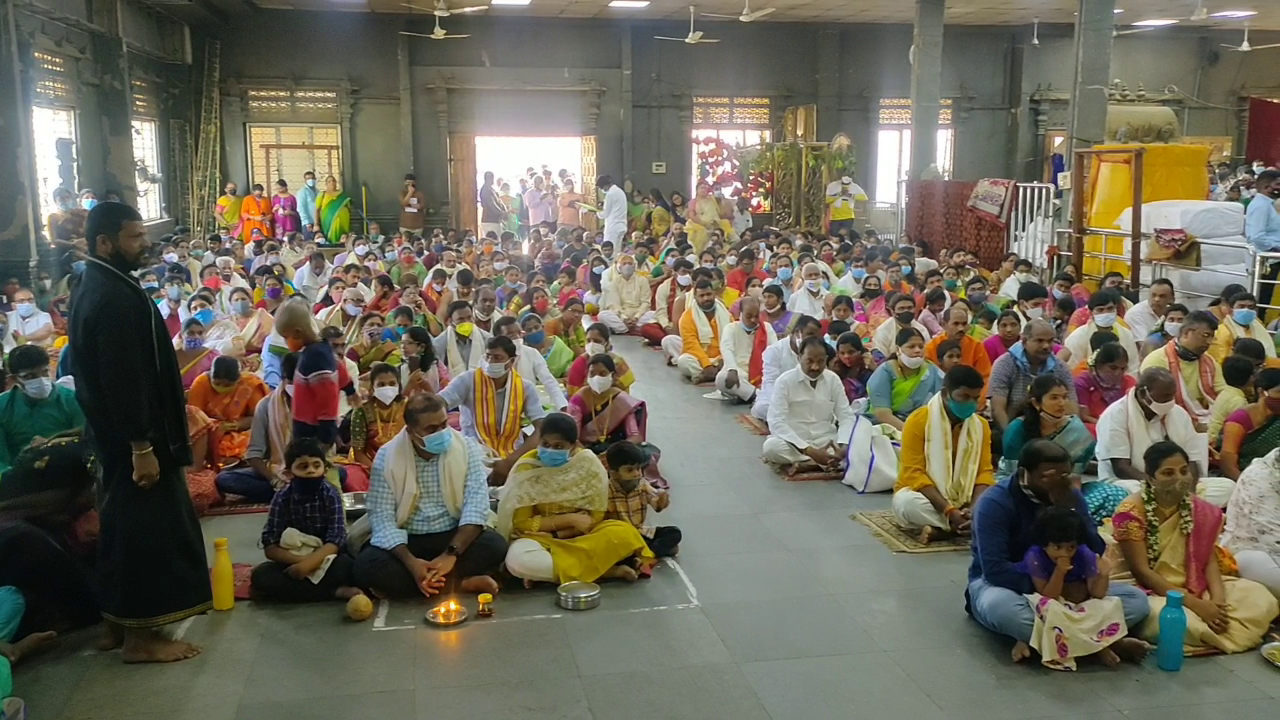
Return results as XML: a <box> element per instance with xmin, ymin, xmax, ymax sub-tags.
<box><xmin>473</xmin><ymin>136</ymin><xmax>585</xmax><ymax>235</ymax></box>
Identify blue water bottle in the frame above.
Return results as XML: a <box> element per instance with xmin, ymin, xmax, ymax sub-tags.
<box><xmin>1156</xmin><ymin>590</ymin><xmax>1187</xmax><ymax>671</ymax></box>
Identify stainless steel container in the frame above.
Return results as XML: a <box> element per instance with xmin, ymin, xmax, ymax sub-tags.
<box><xmin>342</xmin><ymin>492</ymin><xmax>368</xmax><ymax>521</ymax></box>
<box><xmin>556</xmin><ymin>581</ymin><xmax>601</xmax><ymax>610</ymax></box>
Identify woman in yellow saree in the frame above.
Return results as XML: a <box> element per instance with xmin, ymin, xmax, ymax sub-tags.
<box><xmin>496</xmin><ymin>413</ymin><xmax>653</xmax><ymax>585</ymax></box>
<box><xmin>1112</xmin><ymin>440</ymin><xmax>1279</xmax><ymax>655</ymax></box>
<box><xmin>317</xmin><ymin>175</ymin><xmax>351</xmax><ymax>243</ymax></box>
<box><xmin>685</xmin><ymin>181</ymin><xmax>733</xmax><ymax>254</ymax></box>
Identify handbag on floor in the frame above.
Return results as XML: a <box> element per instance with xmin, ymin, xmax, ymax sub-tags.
<box><xmin>841</xmin><ymin>415</ymin><xmax>901</xmax><ymax>493</ymax></box>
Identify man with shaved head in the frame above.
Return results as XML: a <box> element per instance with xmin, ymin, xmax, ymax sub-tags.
<box><xmin>1095</xmin><ymin>367</ymin><xmax>1236</xmax><ymax>507</ymax></box>
<box><xmin>715</xmin><ymin>296</ymin><xmax>777</xmax><ymax>403</ymax></box>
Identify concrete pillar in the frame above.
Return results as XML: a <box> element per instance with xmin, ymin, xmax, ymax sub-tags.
<box><xmin>1066</xmin><ymin>0</ymin><xmax>1116</xmax><ymax>165</ymax></box>
<box><xmin>815</xmin><ymin>29</ymin><xmax>840</xmax><ymax>142</ymax></box>
<box><xmin>0</xmin><ymin>0</ymin><xmax>40</xmax><ymax>280</ymax></box>
<box><xmin>91</xmin><ymin>0</ymin><xmax>137</xmax><ymax>206</ymax></box>
<box><xmin>909</xmin><ymin>0</ymin><xmax>945</xmax><ymax>179</ymax></box>
<box><xmin>621</xmin><ymin>28</ymin><xmax>633</xmax><ymax>177</ymax></box>
<box><xmin>398</xmin><ymin>35</ymin><xmax>414</xmax><ymax>175</ymax></box>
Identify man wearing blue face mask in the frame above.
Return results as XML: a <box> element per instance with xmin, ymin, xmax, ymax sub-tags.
<box><xmin>0</xmin><ymin>344</ymin><xmax>85</xmax><ymax>475</ymax></box>
<box><xmin>1209</xmin><ymin>290</ymin><xmax>1278</xmax><ymax>364</ymax></box>
<box><xmin>4</xmin><ymin>289</ymin><xmax>54</xmax><ymax>349</ymax></box>
<box><xmin>353</xmin><ymin>393</ymin><xmax>507</xmax><ymax>598</ymax></box>
<box><xmin>156</xmin><ymin>274</ymin><xmax>187</xmax><ymax>338</ymax></box>
<box><xmin>892</xmin><ymin>364</ymin><xmax>995</xmax><ymax>544</ymax></box>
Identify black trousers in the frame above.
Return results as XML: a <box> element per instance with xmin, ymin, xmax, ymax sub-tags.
<box><xmin>645</xmin><ymin>526</ymin><xmax>682</xmax><ymax>558</ymax></box>
<box><xmin>249</xmin><ymin>554</ymin><xmax>357</xmax><ymax>603</ymax></box>
<box><xmin>352</xmin><ymin>528</ymin><xmax>507</xmax><ymax>597</ymax></box>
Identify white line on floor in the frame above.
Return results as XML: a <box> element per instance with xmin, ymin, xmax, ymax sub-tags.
<box><xmin>368</xmin><ymin>556</ymin><xmax>701</xmax><ymax>631</ymax></box>
<box><xmin>664</xmin><ymin>558</ymin><xmax>699</xmax><ymax>606</ymax></box>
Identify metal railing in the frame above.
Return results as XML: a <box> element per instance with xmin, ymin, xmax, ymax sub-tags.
<box><xmin>1053</xmin><ymin>227</ymin><xmax>1280</xmax><ymax>313</ymax></box>
<box><xmin>1007</xmin><ymin>182</ymin><xmax>1056</xmax><ymax>273</ymax></box>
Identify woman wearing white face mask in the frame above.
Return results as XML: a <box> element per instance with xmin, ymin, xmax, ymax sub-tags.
<box><xmin>566</xmin><ymin>354</ymin><xmax>667</xmax><ymax>486</ymax></box>
<box><xmin>566</xmin><ymin>322</ymin><xmax>636</xmax><ymax>397</ymax></box>
<box><xmin>866</xmin><ymin>327</ymin><xmax>944</xmax><ymax>432</ymax></box>
<box><xmin>342</xmin><ymin>362</ymin><xmax>407</xmax><ymax>492</ymax></box>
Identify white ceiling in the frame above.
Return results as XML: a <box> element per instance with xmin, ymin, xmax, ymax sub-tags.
<box><xmin>254</xmin><ymin>0</ymin><xmax>1280</xmax><ymax>30</ymax></box>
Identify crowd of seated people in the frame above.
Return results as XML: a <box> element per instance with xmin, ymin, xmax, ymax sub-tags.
<box><xmin>3</xmin><ymin>171</ymin><xmax>1278</xmax><ymax>709</ymax></box>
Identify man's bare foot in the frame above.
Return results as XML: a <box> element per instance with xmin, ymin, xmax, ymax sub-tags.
<box><xmin>602</xmin><ymin>565</ymin><xmax>639</xmax><ymax>582</ymax></box>
<box><xmin>0</xmin><ymin>631</ymin><xmax>57</xmax><ymax>664</ymax></box>
<box><xmin>333</xmin><ymin>586</ymin><xmax>364</xmax><ymax>601</ymax></box>
<box><xmin>1011</xmin><ymin>640</ymin><xmax>1032</xmax><ymax>663</ymax></box>
<box><xmin>1096</xmin><ymin>647</ymin><xmax>1122</xmax><ymax>667</ymax></box>
<box><xmin>1110</xmin><ymin>637</ymin><xmax>1153</xmax><ymax>663</ymax></box>
<box><xmin>919</xmin><ymin>526</ymin><xmax>954</xmax><ymax>545</ymax></box>
<box><xmin>459</xmin><ymin>575</ymin><xmax>500</xmax><ymax>595</ymax></box>
<box><xmin>97</xmin><ymin>622</ymin><xmax>124</xmax><ymax>652</ymax></box>
<box><xmin>121</xmin><ymin>629</ymin><xmax>201</xmax><ymax>664</ymax></box>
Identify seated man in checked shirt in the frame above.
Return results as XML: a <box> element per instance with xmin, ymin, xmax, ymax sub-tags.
<box><xmin>249</xmin><ymin>438</ymin><xmax>364</xmax><ymax>603</ymax></box>
<box><xmin>353</xmin><ymin>393</ymin><xmax>506</xmax><ymax>598</ymax></box>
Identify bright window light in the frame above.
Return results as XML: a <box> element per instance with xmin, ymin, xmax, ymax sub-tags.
<box><xmin>608</xmin><ymin>0</ymin><xmax>650</xmax><ymax>7</ymax></box>
<box><xmin>489</xmin><ymin>0</ymin><xmax>531</xmax><ymax>5</ymax></box>
<box><xmin>1212</xmin><ymin>11</ymin><xmax>1258</xmax><ymax>18</ymax></box>
<box><xmin>1131</xmin><ymin>18</ymin><xmax>1179</xmax><ymax>26</ymax></box>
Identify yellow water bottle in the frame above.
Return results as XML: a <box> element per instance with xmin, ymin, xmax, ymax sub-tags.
<box><xmin>211</xmin><ymin>538</ymin><xmax>235</xmax><ymax>611</ymax></box>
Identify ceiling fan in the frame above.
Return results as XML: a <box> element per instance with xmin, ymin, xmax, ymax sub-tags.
<box><xmin>400</xmin><ymin>1</ymin><xmax>487</xmax><ymax>17</ymax></box>
<box><xmin>703</xmin><ymin>0</ymin><xmax>776</xmax><ymax>23</ymax></box>
<box><xmin>1115</xmin><ymin>0</ymin><xmax>1211</xmax><ymax>35</ymax></box>
<box><xmin>1222</xmin><ymin>23</ymin><xmax>1280</xmax><ymax>52</ymax></box>
<box><xmin>400</xmin><ymin>16</ymin><xmax>471</xmax><ymax>40</ymax></box>
<box><xmin>656</xmin><ymin>6</ymin><xmax>720</xmax><ymax>44</ymax></box>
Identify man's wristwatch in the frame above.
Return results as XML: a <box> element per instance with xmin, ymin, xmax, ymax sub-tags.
<box><xmin>444</xmin><ymin>544</ymin><xmax>460</xmax><ymax>557</ymax></box>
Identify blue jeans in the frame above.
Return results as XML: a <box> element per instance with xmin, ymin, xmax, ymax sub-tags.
<box><xmin>0</xmin><ymin>586</ymin><xmax>24</xmax><ymax>698</ymax></box>
<box><xmin>966</xmin><ymin>577</ymin><xmax>1151</xmax><ymax>644</ymax></box>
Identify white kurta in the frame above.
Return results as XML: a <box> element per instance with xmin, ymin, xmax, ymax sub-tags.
<box><xmin>763</xmin><ymin>367</ymin><xmax>856</xmax><ymax>463</ymax></box>
<box><xmin>515</xmin><ymin>342</ymin><xmax>569</xmax><ymax>410</ymax></box>
<box><xmin>751</xmin><ymin>336</ymin><xmax>800</xmax><ymax>420</ymax></box>
<box><xmin>871</xmin><ymin>319</ymin><xmax>932</xmax><ymax>359</ymax></box>
<box><xmin>1063</xmin><ymin>321</ymin><xmax>1140</xmax><ymax>375</ymax></box>
<box><xmin>787</xmin><ymin>287</ymin><xmax>829</xmax><ymax>319</ymax></box>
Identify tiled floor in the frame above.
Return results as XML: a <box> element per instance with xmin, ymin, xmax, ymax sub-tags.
<box><xmin>14</xmin><ymin>337</ymin><xmax>1280</xmax><ymax>719</ymax></box>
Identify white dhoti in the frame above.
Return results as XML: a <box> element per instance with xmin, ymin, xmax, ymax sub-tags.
<box><xmin>660</xmin><ymin>335</ymin><xmax>683</xmax><ymax>361</ymax></box>
<box><xmin>1108</xmin><ymin>476</ymin><xmax>1236</xmax><ymax>508</ymax></box>
<box><xmin>891</xmin><ymin>489</ymin><xmax>951</xmax><ymax>531</ymax></box>
<box><xmin>751</xmin><ymin>395</ymin><xmax>770</xmax><ymax>421</ymax></box>
<box><xmin>1234</xmin><ymin>550</ymin><xmax>1280</xmax><ymax>601</ymax></box>
<box><xmin>504</xmin><ymin>538</ymin><xmax>557</xmax><ymax>582</ymax></box>
<box><xmin>598</xmin><ymin>310</ymin><xmax>656</xmax><ymax>335</ymax></box>
<box><xmin>715</xmin><ymin>368</ymin><xmax>756</xmax><ymax>402</ymax></box>
<box><xmin>762</xmin><ymin>436</ymin><xmax>808</xmax><ymax>465</ymax></box>
<box><xmin>675</xmin><ymin>354</ymin><xmax>705</xmax><ymax>379</ymax></box>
